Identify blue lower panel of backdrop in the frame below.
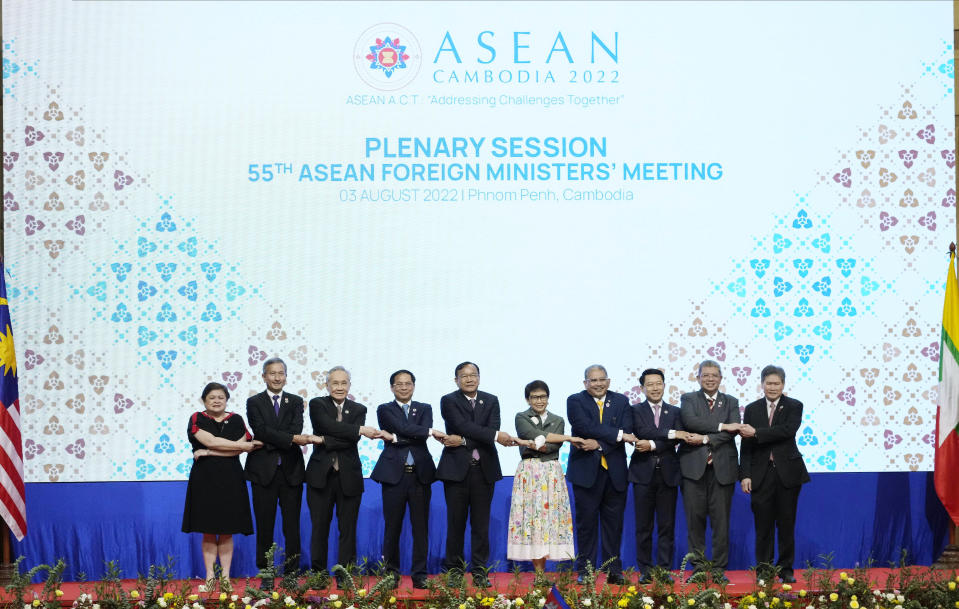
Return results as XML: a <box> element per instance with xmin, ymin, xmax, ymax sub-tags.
<box><xmin>13</xmin><ymin>471</ymin><xmax>951</xmax><ymax>581</ymax></box>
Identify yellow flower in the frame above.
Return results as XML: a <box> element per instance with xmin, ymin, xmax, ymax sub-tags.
<box><xmin>840</xmin><ymin>572</ymin><xmax>848</xmax><ymax>581</ymax></box>
<box><xmin>189</xmin><ymin>595</ymin><xmax>199</xmax><ymax>602</ymax></box>
<box><xmin>782</xmin><ymin>584</ymin><xmax>792</xmax><ymax>592</ymax></box>
<box><xmin>830</xmin><ymin>593</ymin><xmax>839</xmax><ymax>602</ymax></box>
<box><xmin>246</xmin><ymin>605</ymin><xmax>253</xmax><ymax>609</ymax></box>
<box><xmin>229</xmin><ymin>604</ymin><xmax>235</xmax><ymax>609</ymax></box>
<box><xmin>848</xmin><ymin>578</ymin><xmax>855</xmax><ymax>585</ymax></box>
<box><xmin>516</xmin><ymin>600</ymin><xmax>525</xmax><ymax>607</ymax></box>
<box><xmin>667</xmin><ymin>597</ymin><xmax>673</xmax><ymax>604</ymax></box>
<box><xmin>758</xmin><ymin>592</ymin><xmax>767</xmax><ymax>599</ymax></box>
<box><xmin>950</xmin><ymin>582</ymin><xmax>957</xmax><ymax>591</ymax></box>
<box><xmin>271</xmin><ymin>592</ymin><xmax>279</xmax><ymax>600</ymax></box>
<box><xmin>389</xmin><ymin>598</ymin><xmax>396</xmax><ymax>605</ymax></box>
<box><xmin>628</xmin><ymin>586</ymin><xmax>637</xmax><ymax>594</ymax></box>
<box><xmin>459</xmin><ymin>605</ymin><xmax>466</xmax><ymax>609</ymax></box>
<box><xmin>688</xmin><ymin>599</ymin><xmax>696</xmax><ymax>606</ymax></box>
<box><xmin>850</xmin><ymin>602</ymin><xmax>860</xmax><ymax>609</ymax></box>
<box><xmin>785</xmin><ymin>603</ymin><xmax>792</xmax><ymax>608</ymax></box>
<box><xmin>334</xmin><ymin>602</ymin><xmax>342</xmax><ymax>608</ymax></box>
<box><xmin>771</xmin><ymin>598</ymin><xmax>780</xmax><ymax>605</ymax></box>
<box><xmin>219</xmin><ymin>593</ymin><xmax>228</xmax><ymax>601</ymax></box>
<box><xmin>31</xmin><ymin>601</ymin><xmax>40</xmax><ymax>607</ymax></box>
<box><xmin>358</xmin><ymin>589</ymin><xmax>367</xmax><ymax>597</ymax></box>
<box><xmin>851</xmin><ymin>597</ymin><xmax>857</xmax><ymax>602</ymax></box>
<box><xmin>165</xmin><ymin>593</ymin><xmax>175</xmax><ymax>600</ymax></box>
<box><xmin>55</xmin><ymin>590</ymin><xmax>64</xmax><ymax>598</ymax></box>
<box><xmin>799</xmin><ymin>591</ymin><xmax>807</xmax><ymax>598</ymax></box>
<box><xmin>617</xmin><ymin>599</ymin><xmax>628</xmax><ymax>608</ymax></box>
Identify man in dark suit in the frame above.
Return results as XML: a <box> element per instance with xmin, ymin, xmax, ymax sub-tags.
<box><xmin>628</xmin><ymin>368</ymin><xmax>685</xmax><ymax>583</ymax></box>
<box><xmin>370</xmin><ymin>370</ymin><xmax>439</xmax><ymax>590</ymax></box>
<box><xmin>305</xmin><ymin>366</ymin><xmax>380</xmax><ymax>580</ymax></box>
<box><xmin>739</xmin><ymin>365</ymin><xmax>810</xmax><ymax>584</ymax></box>
<box><xmin>678</xmin><ymin>359</ymin><xmax>741</xmax><ymax>583</ymax></box>
<box><xmin>245</xmin><ymin>357</ymin><xmax>312</xmax><ymax>588</ymax></box>
<box><xmin>567</xmin><ymin>364</ymin><xmax>637</xmax><ymax>585</ymax></box>
<box><xmin>435</xmin><ymin>361</ymin><xmax>516</xmax><ymax>587</ymax></box>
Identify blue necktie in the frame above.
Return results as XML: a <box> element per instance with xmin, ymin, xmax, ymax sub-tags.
<box><xmin>402</xmin><ymin>403</ymin><xmax>414</xmax><ymax>465</ymax></box>
<box><xmin>272</xmin><ymin>394</ymin><xmax>280</xmax><ymax>416</ymax></box>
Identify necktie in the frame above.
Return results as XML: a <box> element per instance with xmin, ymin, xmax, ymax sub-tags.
<box><xmin>332</xmin><ymin>402</ymin><xmax>342</xmax><ymax>471</ymax></box>
<box><xmin>652</xmin><ymin>404</ymin><xmax>661</xmax><ymax>428</ymax></box>
<box><xmin>403</xmin><ymin>404</ymin><xmax>414</xmax><ymax>465</ymax></box>
<box><xmin>596</xmin><ymin>399</ymin><xmax>608</xmax><ymax>470</ymax></box>
<box><xmin>468</xmin><ymin>398</ymin><xmax>480</xmax><ymax>460</ymax></box>
<box><xmin>768</xmin><ymin>402</ymin><xmax>776</xmax><ymax>462</ymax></box>
<box><xmin>272</xmin><ymin>394</ymin><xmax>282</xmax><ymax>465</ymax></box>
<box><xmin>705</xmin><ymin>397</ymin><xmax>714</xmax><ymax>465</ymax></box>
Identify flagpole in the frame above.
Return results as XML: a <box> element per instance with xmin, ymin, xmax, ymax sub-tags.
<box><xmin>934</xmin><ymin>242</ymin><xmax>959</xmax><ymax>568</ymax></box>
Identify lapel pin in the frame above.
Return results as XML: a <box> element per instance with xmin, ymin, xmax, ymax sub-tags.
<box><xmin>479</xmin><ymin>400</ymin><xmax>484</xmax><ymax>405</ymax></box>
<box><xmin>284</xmin><ymin>398</ymin><xmax>289</xmax><ymax>404</ymax></box>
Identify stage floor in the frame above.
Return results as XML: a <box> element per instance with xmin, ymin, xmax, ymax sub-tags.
<box><xmin>3</xmin><ymin>568</ymin><xmax>948</xmax><ymax>606</ymax></box>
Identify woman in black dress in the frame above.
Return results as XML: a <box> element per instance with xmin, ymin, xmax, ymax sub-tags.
<box><xmin>182</xmin><ymin>382</ymin><xmax>262</xmax><ymax>587</ymax></box>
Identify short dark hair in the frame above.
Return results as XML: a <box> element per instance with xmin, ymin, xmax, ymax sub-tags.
<box><xmin>455</xmin><ymin>361</ymin><xmax>479</xmax><ymax>377</ymax></box>
<box><xmin>201</xmin><ymin>382</ymin><xmax>230</xmax><ymax>402</ymax></box>
<box><xmin>760</xmin><ymin>365</ymin><xmax>786</xmax><ymax>383</ymax></box>
<box><xmin>390</xmin><ymin>369</ymin><xmax>416</xmax><ymax>385</ymax></box>
<box><xmin>639</xmin><ymin>368</ymin><xmax>665</xmax><ymax>386</ymax></box>
<box><xmin>262</xmin><ymin>357</ymin><xmax>287</xmax><ymax>375</ymax></box>
<box><xmin>524</xmin><ymin>380</ymin><xmax>550</xmax><ymax>400</ymax></box>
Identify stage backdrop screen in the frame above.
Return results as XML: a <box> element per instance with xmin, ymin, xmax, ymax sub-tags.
<box><xmin>2</xmin><ymin>1</ymin><xmax>954</xmax><ymax>482</ymax></box>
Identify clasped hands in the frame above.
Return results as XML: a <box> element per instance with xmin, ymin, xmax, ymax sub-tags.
<box><xmin>290</xmin><ymin>426</ymin><xmax>397</xmax><ymax>446</ymax></box>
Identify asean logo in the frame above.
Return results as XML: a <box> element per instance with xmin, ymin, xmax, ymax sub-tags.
<box><xmin>353</xmin><ymin>23</ymin><xmax>421</xmax><ymax>91</ymax></box>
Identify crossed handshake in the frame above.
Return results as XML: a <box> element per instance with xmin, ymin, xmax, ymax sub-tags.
<box><xmin>628</xmin><ymin>423</ymin><xmax>757</xmax><ymax>453</ymax></box>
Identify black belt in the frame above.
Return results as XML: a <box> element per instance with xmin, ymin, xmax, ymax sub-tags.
<box><xmin>470</xmin><ymin>458</ymin><xmax>481</xmax><ymax>466</ymax></box>
<box><xmin>404</xmin><ymin>464</ymin><xmax>416</xmax><ymax>473</ymax></box>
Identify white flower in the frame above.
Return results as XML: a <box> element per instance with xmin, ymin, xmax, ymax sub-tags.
<box><xmin>642</xmin><ymin>597</ymin><xmax>654</xmax><ymax>605</ymax></box>
<box><xmin>725</xmin><ymin>604</ymin><xmax>732</xmax><ymax>609</ymax></box>
<box><xmin>748</xmin><ymin>605</ymin><xmax>757</xmax><ymax>609</ymax></box>
<box><xmin>896</xmin><ymin>595</ymin><xmax>904</xmax><ymax>603</ymax></box>
<box><xmin>330</xmin><ymin>595</ymin><xmax>339</xmax><ymax>601</ymax></box>
<box><xmin>158</xmin><ymin>601</ymin><xmax>167</xmax><ymax>608</ymax></box>
<box><xmin>92</xmin><ymin>605</ymin><xmax>100</xmax><ymax>609</ymax></box>
<box><xmin>583</xmin><ymin>600</ymin><xmax>592</xmax><ymax>607</ymax></box>
<box><xmin>231</xmin><ymin>596</ymin><xmax>238</xmax><ymax>602</ymax></box>
<box><xmin>758</xmin><ymin>580</ymin><xmax>765</xmax><ymax>587</ymax></box>
<box><xmin>284</xmin><ymin>597</ymin><xmax>295</xmax><ymax>607</ymax></box>
<box><xmin>538</xmin><ymin>599</ymin><xmax>546</xmax><ymax>607</ymax></box>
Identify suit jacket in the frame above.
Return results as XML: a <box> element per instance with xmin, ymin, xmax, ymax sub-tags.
<box><xmin>566</xmin><ymin>390</ymin><xmax>633</xmax><ymax>492</ymax></box>
<box><xmin>305</xmin><ymin>395</ymin><xmax>367</xmax><ymax>496</ymax></box>
<box><xmin>678</xmin><ymin>390</ymin><xmax>740</xmax><ymax>485</ymax></box>
<box><xmin>245</xmin><ymin>390</ymin><xmax>306</xmax><ymax>485</ymax></box>
<box><xmin>514</xmin><ymin>408</ymin><xmax>565</xmax><ymax>462</ymax></box>
<box><xmin>739</xmin><ymin>394</ymin><xmax>810</xmax><ymax>489</ymax></box>
<box><xmin>435</xmin><ymin>389</ymin><xmax>503</xmax><ymax>484</ymax></box>
<box><xmin>628</xmin><ymin>400</ymin><xmax>682</xmax><ymax>487</ymax></box>
<box><xmin>370</xmin><ymin>400</ymin><xmax>437</xmax><ymax>486</ymax></box>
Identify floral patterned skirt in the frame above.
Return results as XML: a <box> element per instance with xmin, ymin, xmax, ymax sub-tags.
<box><xmin>506</xmin><ymin>458</ymin><xmax>575</xmax><ymax>561</ymax></box>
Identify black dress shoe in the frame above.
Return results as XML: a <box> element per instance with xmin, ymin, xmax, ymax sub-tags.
<box><xmin>412</xmin><ymin>578</ymin><xmax>429</xmax><ymax>589</ymax></box>
<box><xmin>781</xmin><ymin>574</ymin><xmax>796</xmax><ymax>584</ymax></box>
<box><xmin>606</xmin><ymin>573</ymin><xmax>626</xmax><ymax>585</ymax></box>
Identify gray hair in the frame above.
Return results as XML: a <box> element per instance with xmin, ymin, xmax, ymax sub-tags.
<box><xmin>328</xmin><ymin>365</ymin><xmax>351</xmax><ymax>380</ymax></box>
<box><xmin>760</xmin><ymin>365</ymin><xmax>785</xmax><ymax>383</ymax></box>
<box><xmin>584</xmin><ymin>364</ymin><xmax>608</xmax><ymax>380</ymax></box>
<box><xmin>697</xmin><ymin>360</ymin><xmax>722</xmax><ymax>377</ymax></box>
<box><xmin>262</xmin><ymin>357</ymin><xmax>287</xmax><ymax>375</ymax></box>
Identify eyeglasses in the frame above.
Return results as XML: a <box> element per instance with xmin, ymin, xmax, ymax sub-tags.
<box><xmin>528</xmin><ymin>394</ymin><xmax>549</xmax><ymax>402</ymax></box>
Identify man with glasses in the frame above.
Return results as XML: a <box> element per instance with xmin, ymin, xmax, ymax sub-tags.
<box><xmin>678</xmin><ymin>360</ymin><xmax>741</xmax><ymax>583</ymax></box>
<box><xmin>370</xmin><ymin>370</ymin><xmax>440</xmax><ymax>589</ymax></box>
<box><xmin>566</xmin><ymin>364</ymin><xmax>637</xmax><ymax>585</ymax></box>
<box><xmin>435</xmin><ymin>361</ymin><xmax>518</xmax><ymax>587</ymax></box>
<box><xmin>628</xmin><ymin>368</ymin><xmax>685</xmax><ymax>583</ymax></box>
<box><xmin>245</xmin><ymin>357</ymin><xmax>312</xmax><ymax>588</ymax></box>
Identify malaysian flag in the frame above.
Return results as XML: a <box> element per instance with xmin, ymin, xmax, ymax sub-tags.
<box><xmin>0</xmin><ymin>262</ymin><xmax>25</xmax><ymax>540</ymax></box>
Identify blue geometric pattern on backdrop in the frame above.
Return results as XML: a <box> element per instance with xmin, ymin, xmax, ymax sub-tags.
<box><xmin>920</xmin><ymin>40</ymin><xmax>954</xmax><ymax>98</ymax></box>
<box><xmin>2</xmin><ymin>39</ymin><xmax>40</xmax><ymax>99</ymax></box>
<box><xmin>715</xmin><ymin>194</ymin><xmax>888</xmax><ymax>471</ymax></box>
<box><xmin>84</xmin><ymin>195</ymin><xmax>260</xmax><ymax>388</ymax></box>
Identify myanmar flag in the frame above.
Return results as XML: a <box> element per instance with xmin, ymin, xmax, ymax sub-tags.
<box><xmin>935</xmin><ymin>251</ymin><xmax>959</xmax><ymax>526</ymax></box>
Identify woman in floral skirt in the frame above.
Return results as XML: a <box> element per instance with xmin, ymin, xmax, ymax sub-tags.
<box><xmin>506</xmin><ymin>380</ymin><xmax>584</xmax><ymax>576</ymax></box>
